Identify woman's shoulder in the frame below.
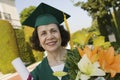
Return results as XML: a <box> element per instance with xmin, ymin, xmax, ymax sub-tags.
<box><xmin>30</xmin><ymin>57</ymin><xmax>48</xmax><ymax>79</ymax></box>
<box><xmin>33</xmin><ymin>57</ymin><xmax>47</xmax><ymax>71</ymax></box>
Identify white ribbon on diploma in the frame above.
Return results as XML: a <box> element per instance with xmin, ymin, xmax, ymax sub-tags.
<box><xmin>12</xmin><ymin>57</ymin><xmax>30</xmax><ymax>80</ymax></box>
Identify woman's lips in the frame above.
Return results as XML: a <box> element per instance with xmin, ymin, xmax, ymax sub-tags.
<box><xmin>46</xmin><ymin>41</ymin><xmax>57</xmax><ymax>46</ymax></box>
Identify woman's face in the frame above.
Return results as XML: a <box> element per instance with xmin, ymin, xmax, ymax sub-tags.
<box><xmin>37</xmin><ymin>23</ymin><xmax>62</xmax><ymax>52</ymax></box>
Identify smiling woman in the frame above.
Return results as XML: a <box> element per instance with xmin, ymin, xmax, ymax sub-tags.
<box><xmin>22</xmin><ymin>2</ymin><xmax>71</xmax><ymax>80</ymax></box>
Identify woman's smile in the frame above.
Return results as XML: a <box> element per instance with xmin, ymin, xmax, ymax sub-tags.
<box><xmin>46</xmin><ymin>41</ymin><xmax>57</xmax><ymax>46</ymax></box>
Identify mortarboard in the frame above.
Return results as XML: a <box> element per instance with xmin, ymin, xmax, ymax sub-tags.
<box><xmin>22</xmin><ymin>2</ymin><xmax>70</xmax><ymax>28</ymax></box>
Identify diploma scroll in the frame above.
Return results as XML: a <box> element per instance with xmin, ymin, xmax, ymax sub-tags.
<box><xmin>12</xmin><ymin>57</ymin><xmax>30</xmax><ymax>80</ymax></box>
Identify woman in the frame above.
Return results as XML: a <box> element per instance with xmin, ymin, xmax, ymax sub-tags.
<box><xmin>23</xmin><ymin>3</ymin><xmax>71</xmax><ymax>80</ymax></box>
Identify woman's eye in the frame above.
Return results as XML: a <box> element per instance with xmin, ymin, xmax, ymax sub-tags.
<box><xmin>52</xmin><ymin>29</ymin><xmax>57</xmax><ymax>33</ymax></box>
<box><xmin>41</xmin><ymin>32</ymin><xmax>46</xmax><ymax>36</ymax></box>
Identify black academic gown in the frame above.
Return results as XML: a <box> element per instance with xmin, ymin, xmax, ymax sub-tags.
<box><xmin>31</xmin><ymin>57</ymin><xmax>69</xmax><ymax>80</ymax></box>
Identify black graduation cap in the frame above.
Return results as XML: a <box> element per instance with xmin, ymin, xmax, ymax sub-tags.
<box><xmin>22</xmin><ymin>2</ymin><xmax>70</xmax><ymax>28</ymax></box>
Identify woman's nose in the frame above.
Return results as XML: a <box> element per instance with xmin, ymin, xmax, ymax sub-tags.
<box><xmin>46</xmin><ymin>33</ymin><xmax>54</xmax><ymax>40</ymax></box>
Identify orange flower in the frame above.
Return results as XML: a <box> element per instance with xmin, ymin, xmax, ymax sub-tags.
<box><xmin>98</xmin><ymin>47</ymin><xmax>120</xmax><ymax>77</ymax></box>
<box><xmin>77</xmin><ymin>47</ymin><xmax>84</xmax><ymax>57</ymax></box>
<box><xmin>77</xmin><ymin>46</ymin><xmax>99</xmax><ymax>63</ymax></box>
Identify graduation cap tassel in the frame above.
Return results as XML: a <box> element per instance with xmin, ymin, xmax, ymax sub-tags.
<box><xmin>63</xmin><ymin>13</ymin><xmax>73</xmax><ymax>50</ymax></box>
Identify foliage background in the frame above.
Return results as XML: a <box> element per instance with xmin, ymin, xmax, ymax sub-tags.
<box><xmin>0</xmin><ymin>20</ymin><xmax>19</xmax><ymax>74</ymax></box>
<box><xmin>0</xmin><ymin>6</ymin><xmax>43</xmax><ymax>74</ymax></box>
<box><xmin>15</xmin><ymin>28</ymin><xmax>35</xmax><ymax>64</ymax></box>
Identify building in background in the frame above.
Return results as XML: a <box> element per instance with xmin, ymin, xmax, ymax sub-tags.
<box><xmin>0</xmin><ymin>0</ymin><xmax>21</xmax><ymax>28</ymax></box>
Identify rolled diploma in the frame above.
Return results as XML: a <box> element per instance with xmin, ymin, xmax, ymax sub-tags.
<box><xmin>12</xmin><ymin>57</ymin><xmax>30</xmax><ymax>80</ymax></box>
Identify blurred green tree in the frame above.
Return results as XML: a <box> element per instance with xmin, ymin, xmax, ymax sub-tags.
<box><xmin>73</xmin><ymin>0</ymin><xmax>120</xmax><ymax>43</ymax></box>
<box><xmin>20</xmin><ymin>6</ymin><xmax>36</xmax><ymax>23</ymax></box>
<box><xmin>0</xmin><ymin>20</ymin><xmax>18</xmax><ymax>73</ymax></box>
<box><xmin>15</xmin><ymin>29</ymin><xmax>35</xmax><ymax>65</ymax></box>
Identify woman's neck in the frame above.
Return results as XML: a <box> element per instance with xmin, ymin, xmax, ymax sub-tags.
<box><xmin>47</xmin><ymin>47</ymin><xmax>67</xmax><ymax>67</ymax></box>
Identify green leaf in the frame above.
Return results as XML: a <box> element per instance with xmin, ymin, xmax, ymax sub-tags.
<box><xmin>93</xmin><ymin>36</ymin><xmax>105</xmax><ymax>46</ymax></box>
<box><xmin>72</xmin><ymin>31</ymin><xmax>89</xmax><ymax>45</ymax></box>
<box><xmin>93</xmin><ymin>36</ymin><xmax>111</xmax><ymax>49</ymax></box>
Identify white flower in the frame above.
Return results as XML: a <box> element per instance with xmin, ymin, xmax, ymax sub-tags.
<box><xmin>95</xmin><ymin>77</ymin><xmax>105</xmax><ymax>80</ymax></box>
<box><xmin>76</xmin><ymin>54</ymin><xmax>105</xmax><ymax>80</ymax></box>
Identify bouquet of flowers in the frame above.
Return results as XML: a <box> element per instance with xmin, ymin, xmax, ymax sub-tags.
<box><xmin>66</xmin><ymin>32</ymin><xmax>120</xmax><ymax>80</ymax></box>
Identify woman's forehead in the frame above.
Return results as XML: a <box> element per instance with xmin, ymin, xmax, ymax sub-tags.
<box><xmin>37</xmin><ymin>24</ymin><xmax>58</xmax><ymax>31</ymax></box>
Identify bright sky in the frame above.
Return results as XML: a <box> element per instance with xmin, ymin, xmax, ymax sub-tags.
<box><xmin>15</xmin><ymin>0</ymin><xmax>92</xmax><ymax>33</ymax></box>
